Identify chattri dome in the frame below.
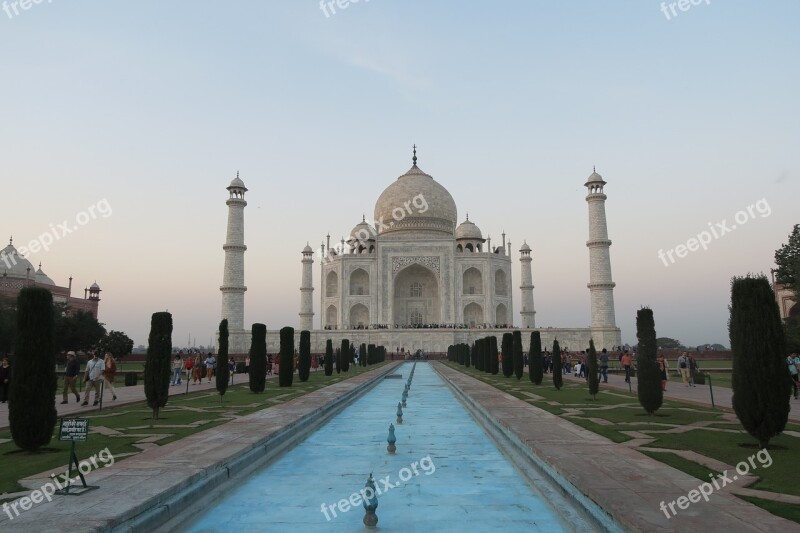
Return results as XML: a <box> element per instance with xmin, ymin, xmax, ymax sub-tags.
<box><xmin>374</xmin><ymin>152</ymin><xmax>456</xmax><ymax>237</ymax></box>
<box><xmin>455</xmin><ymin>217</ymin><xmax>483</xmax><ymax>240</ymax></box>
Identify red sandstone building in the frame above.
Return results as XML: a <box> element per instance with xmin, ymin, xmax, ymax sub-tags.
<box><xmin>0</xmin><ymin>238</ymin><xmax>101</xmax><ymax>317</ymax></box>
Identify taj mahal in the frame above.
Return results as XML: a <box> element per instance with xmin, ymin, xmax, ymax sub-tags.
<box><xmin>218</xmin><ymin>149</ymin><xmax>621</xmax><ymax>354</ymax></box>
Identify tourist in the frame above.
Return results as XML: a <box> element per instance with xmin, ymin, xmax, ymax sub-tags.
<box><xmin>185</xmin><ymin>354</ymin><xmax>194</xmax><ymax>381</ymax></box>
<box><xmin>0</xmin><ymin>357</ymin><xmax>10</xmax><ymax>403</ymax></box>
<box><xmin>688</xmin><ymin>354</ymin><xmax>699</xmax><ymax>387</ymax></box>
<box><xmin>788</xmin><ymin>352</ymin><xmax>800</xmax><ymax>400</ymax></box>
<box><xmin>103</xmin><ymin>352</ymin><xmax>118</xmax><ymax>401</ymax></box>
<box><xmin>229</xmin><ymin>356</ymin><xmax>236</xmax><ymax>384</ymax></box>
<box><xmin>172</xmin><ymin>354</ymin><xmax>183</xmax><ymax>386</ymax></box>
<box><xmin>81</xmin><ymin>352</ymin><xmax>104</xmax><ymax>406</ymax></box>
<box><xmin>204</xmin><ymin>353</ymin><xmax>216</xmax><ymax>383</ymax></box>
<box><xmin>245</xmin><ymin>354</ymin><xmax>250</xmax><ymax>375</ymax></box>
<box><xmin>621</xmin><ymin>352</ymin><xmax>632</xmax><ymax>383</ymax></box>
<box><xmin>61</xmin><ymin>351</ymin><xmax>81</xmax><ymax>404</ymax></box>
<box><xmin>677</xmin><ymin>352</ymin><xmax>690</xmax><ymax>386</ymax></box>
<box><xmin>599</xmin><ymin>348</ymin><xmax>609</xmax><ymax>383</ymax></box>
<box><xmin>657</xmin><ymin>355</ymin><xmax>669</xmax><ymax>391</ymax></box>
<box><xmin>192</xmin><ymin>353</ymin><xmax>203</xmax><ymax>384</ymax></box>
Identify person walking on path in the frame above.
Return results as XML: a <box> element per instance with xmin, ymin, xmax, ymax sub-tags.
<box><xmin>103</xmin><ymin>353</ymin><xmax>118</xmax><ymax>400</ymax></box>
<box><xmin>0</xmin><ymin>357</ymin><xmax>10</xmax><ymax>403</ymax></box>
<box><xmin>192</xmin><ymin>353</ymin><xmax>203</xmax><ymax>384</ymax></box>
<box><xmin>621</xmin><ymin>352</ymin><xmax>632</xmax><ymax>383</ymax></box>
<box><xmin>204</xmin><ymin>353</ymin><xmax>216</xmax><ymax>383</ymax></box>
<box><xmin>599</xmin><ymin>348</ymin><xmax>609</xmax><ymax>383</ymax></box>
<box><xmin>82</xmin><ymin>352</ymin><xmax>104</xmax><ymax>406</ymax></box>
<box><xmin>171</xmin><ymin>354</ymin><xmax>183</xmax><ymax>386</ymax></box>
<box><xmin>229</xmin><ymin>356</ymin><xmax>236</xmax><ymax>385</ymax></box>
<box><xmin>688</xmin><ymin>354</ymin><xmax>699</xmax><ymax>387</ymax></box>
<box><xmin>657</xmin><ymin>355</ymin><xmax>669</xmax><ymax>391</ymax></box>
<box><xmin>788</xmin><ymin>352</ymin><xmax>800</xmax><ymax>400</ymax></box>
<box><xmin>185</xmin><ymin>354</ymin><xmax>194</xmax><ymax>382</ymax></box>
<box><xmin>678</xmin><ymin>352</ymin><xmax>690</xmax><ymax>386</ymax></box>
<box><xmin>61</xmin><ymin>351</ymin><xmax>81</xmax><ymax>404</ymax></box>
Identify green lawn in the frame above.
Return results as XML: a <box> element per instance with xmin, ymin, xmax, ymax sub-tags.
<box><xmin>0</xmin><ymin>363</ymin><xmax>387</xmax><ymax>497</ymax></box>
<box><xmin>445</xmin><ymin>362</ymin><xmax>800</xmax><ymax>523</ymax></box>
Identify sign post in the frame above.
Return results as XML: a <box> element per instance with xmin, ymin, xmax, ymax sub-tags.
<box><xmin>55</xmin><ymin>418</ymin><xmax>98</xmax><ymax>495</ymax></box>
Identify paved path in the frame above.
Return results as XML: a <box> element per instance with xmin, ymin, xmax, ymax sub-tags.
<box><xmin>561</xmin><ymin>368</ymin><xmax>800</xmax><ymax>423</ymax></box>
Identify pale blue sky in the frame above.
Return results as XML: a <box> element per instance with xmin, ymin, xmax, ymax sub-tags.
<box><xmin>1</xmin><ymin>1</ymin><xmax>798</xmax><ymax>348</ymax></box>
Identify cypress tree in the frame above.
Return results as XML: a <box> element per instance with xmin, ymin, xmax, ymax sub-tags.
<box><xmin>299</xmin><ymin>330</ymin><xmax>311</xmax><ymax>382</ymax></box>
<box><xmin>335</xmin><ymin>348</ymin><xmax>341</xmax><ymax>373</ymax></box>
<box><xmin>368</xmin><ymin>344</ymin><xmax>376</xmax><ymax>365</ymax></box>
<box><xmin>249</xmin><ymin>323</ymin><xmax>267</xmax><ymax>392</ymax></box>
<box><xmin>488</xmin><ymin>336</ymin><xmax>499</xmax><ymax>375</ymax></box>
<box><xmin>636</xmin><ymin>308</ymin><xmax>663</xmax><ymax>415</ymax></box>
<box><xmin>513</xmin><ymin>331</ymin><xmax>523</xmax><ymax>380</ymax></box>
<box><xmin>529</xmin><ymin>331</ymin><xmax>543</xmax><ymax>385</ymax></box>
<box><xmin>587</xmin><ymin>339</ymin><xmax>599</xmax><ymax>400</ymax></box>
<box><xmin>501</xmin><ymin>332</ymin><xmax>514</xmax><ymax>377</ymax></box>
<box><xmin>9</xmin><ymin>287</ymin><xmax>57</xmax><ymax>451</ymax></box>
<box><xmin>552</xmin><ymin>339</ymin><xmax>563</xmax><ymax>390</ymax></box>
<box><xmin>324</xmin><ymin>339</ymin><xmax>333</xmax><ymax>376</ymax></box>
<box><xmin>278</xmin><ymin>326</ymin><xmax>294</xmax><ymax>387</ymax></box>
<box><xmin>216</xmin><ymin>319</ymin><xmax>229</xmax><ymax>400</ymax></box>
<box><xmin>730</xmin><ymin>275</ymin><xmax>791</xmax><ymax>449</ymax></box>
<box><xmin>340</xmin><ymin>339</ymin><xmax>350</xmax><ymax>372</ymax></box>
<box><xmin>144</xmin><ymin>312</ymin><xmax>172</xmax><ymax>420</ymax></box>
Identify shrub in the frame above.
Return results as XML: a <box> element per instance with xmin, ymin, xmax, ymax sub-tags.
<box><xmin>529</xmin><ymin>331</ymin><xmax>543</xmax><ymax>384</ymax></box>
<box><xmin>340</xmin><ymin>339</ymin><xmax>350</xmax><ymax>373</ymax></box>
<box><xmin>144</xmin><ymin>312</ymin><xmax>172</xmax><ymax>420</ymax></box>
<box><xmin>324</xmin><ymin>339</ymin><xmax>333</xmax><ymax>376</ymax></box>
<box><xmin>552</xmin><ymin>339</ymin><xmax>563</xmax><ymax>390</ymax></box>
<box><xmin>501</xmin><ymin>333</ymin><xmax>514</xmax><ymax>377</ymax></box>
<box><xmin>299</xmin><ymin>330</ymin><xmax>311</xmax><ymax>382</ymax></box>
<box><xmin>512</xmin><ymin>331</ymin><xmax>523</xmax><ymax>380</ymax></box>
<box><xmin>488</xmin><ymin>336</ymin><xmax>499</xmax><ymax>375</ymax></box>
<box><xmin>9</xmin><ymin>287</ymin><xmax>57</xmax><ymax>451</ymax></box>
<box><xmin>249</xmin><ymin>324</ymin><xmax>267</xmax><ymax>393</ymax></box>
<box><xmin>124</xmin><ymin>372</ymin><xmax>138</xmax><ymax>386</ymax></box>
<box><xmin>730</xmin><ymin>275</ymin><xmax>790</xmax><ymax>448</ymax></box>
<box><xmin>587</xmin><ymin>339</ymin><xmax>599</xmax><ymax>400</ymax></box>
<box><xmin>278</xmin><ymin>327</ymin><xmax>294</xmax><ymax>387</ymax></box>
<box><xmin>216</xmin><ymin>319</ymin><xmax>229</xmax><ymax>398</ymax></box>
<box><xmin>636</xmin><ymin>308</ymin><xmax>663</xmax><ymax>415</ymax></box>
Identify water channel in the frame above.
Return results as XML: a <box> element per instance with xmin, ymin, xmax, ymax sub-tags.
<box><xmin>180</xmin><ymin>363</ymin><xmax>595</xmax><ymax>532</ymax></box>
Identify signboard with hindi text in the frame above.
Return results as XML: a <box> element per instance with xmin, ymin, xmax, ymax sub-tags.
<box><xmin>59</xmin><ymin>418</ymin><xmax>89</xmax><ymax>442</ymax></box>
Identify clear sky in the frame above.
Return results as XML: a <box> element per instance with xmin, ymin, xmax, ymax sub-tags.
<box><xmin>1</xmin><ymin>1</ymin><xmax>797</xmax><ymax>349</ymax></box>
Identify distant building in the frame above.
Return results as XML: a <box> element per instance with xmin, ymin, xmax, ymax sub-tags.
<box><xmin>0</xmin><ymin>237</ymin><xmax>101</xmax><ymax>318</ymax></box>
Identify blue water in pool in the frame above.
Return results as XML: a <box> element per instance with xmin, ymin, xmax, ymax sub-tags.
<box><xmin>181</xmin><ymin>363</ymin><xmax>568</xmax><ymax>532</ymax></box>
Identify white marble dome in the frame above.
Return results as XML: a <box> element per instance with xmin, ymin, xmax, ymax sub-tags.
<box><xmin>374</xmin><ymin>164</ymin><xmax>457</xmax><ymax>237</ymax></box>
<box><xmin>0</xmin><ymin>242</ymin><xmax>36</xmax><ymax>279</ymax></box>
<box><xmin>455</xmin><ymin>218</ymin><xmax>482</xmax><ymax>240</ymax></box>
<box><xmin>35</xmin><ymin>265</ymin><xmax>55</xmax><ymax>286</ymax></box>
<box><xmin>348</xmin><ymin>217</ymin><xmax>376</xmax><ymax>242</ymax></box>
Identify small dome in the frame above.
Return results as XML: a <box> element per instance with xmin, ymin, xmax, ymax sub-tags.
<box><xmin>227</xmin><ymin>172</ymin><xmax>247</xmax><ymax>191</ymax></box>
<box><xmin>455</xmin><ymin>218</ymin><xmax>483</xmax><ymax>240</ymax></box>
<box><xmin>585</xmin><ymin>168</ymin><xmax>606</xmax><ymax>186</ymax></box>
<box><xmin>519</xmin><ymin>241</ymin><xmax>531</xmax><ymax>252</ymax></box>
<box><xmin>0</xmin><ymin>242</ymin><xmax>36</xmax><ymax>279</ymax></box>
<box><xmin>348</xmin><ymin>217</ymin><xmax>375</xmax><ymax>242</ymax></box>
<box><xmin>35</xmin><ymin>264</ymin><xmax>55</xmax><ymax>286</ymax></box>
<box><xmin>302</xmin><ymin>244</ymin><xmax>314</xmax><ymax>253</ymax></box>
<box><xmin>90</xmin><ymin>282</ymin><xmax>100</xmax><ymax>290</ymax></box>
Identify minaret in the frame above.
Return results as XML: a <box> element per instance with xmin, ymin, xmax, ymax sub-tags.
<box><xmin>585</xmin><ymin>168</ymin><xmax>617</xmax><ymax>342</ymax></box>
<box><xmin>300</xmin><ymin>243</ymin><xmax>315</xmax><ymax>331</ymax></box>
<box><xmin>220</xmin><ymin>172</ymin><xmax>248</xmax><ymax>352</ymax></box>
<box><xmin>519</xmin><ymin>241</ymin><xmax>536</xmax><ymax>328</ymax></box>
